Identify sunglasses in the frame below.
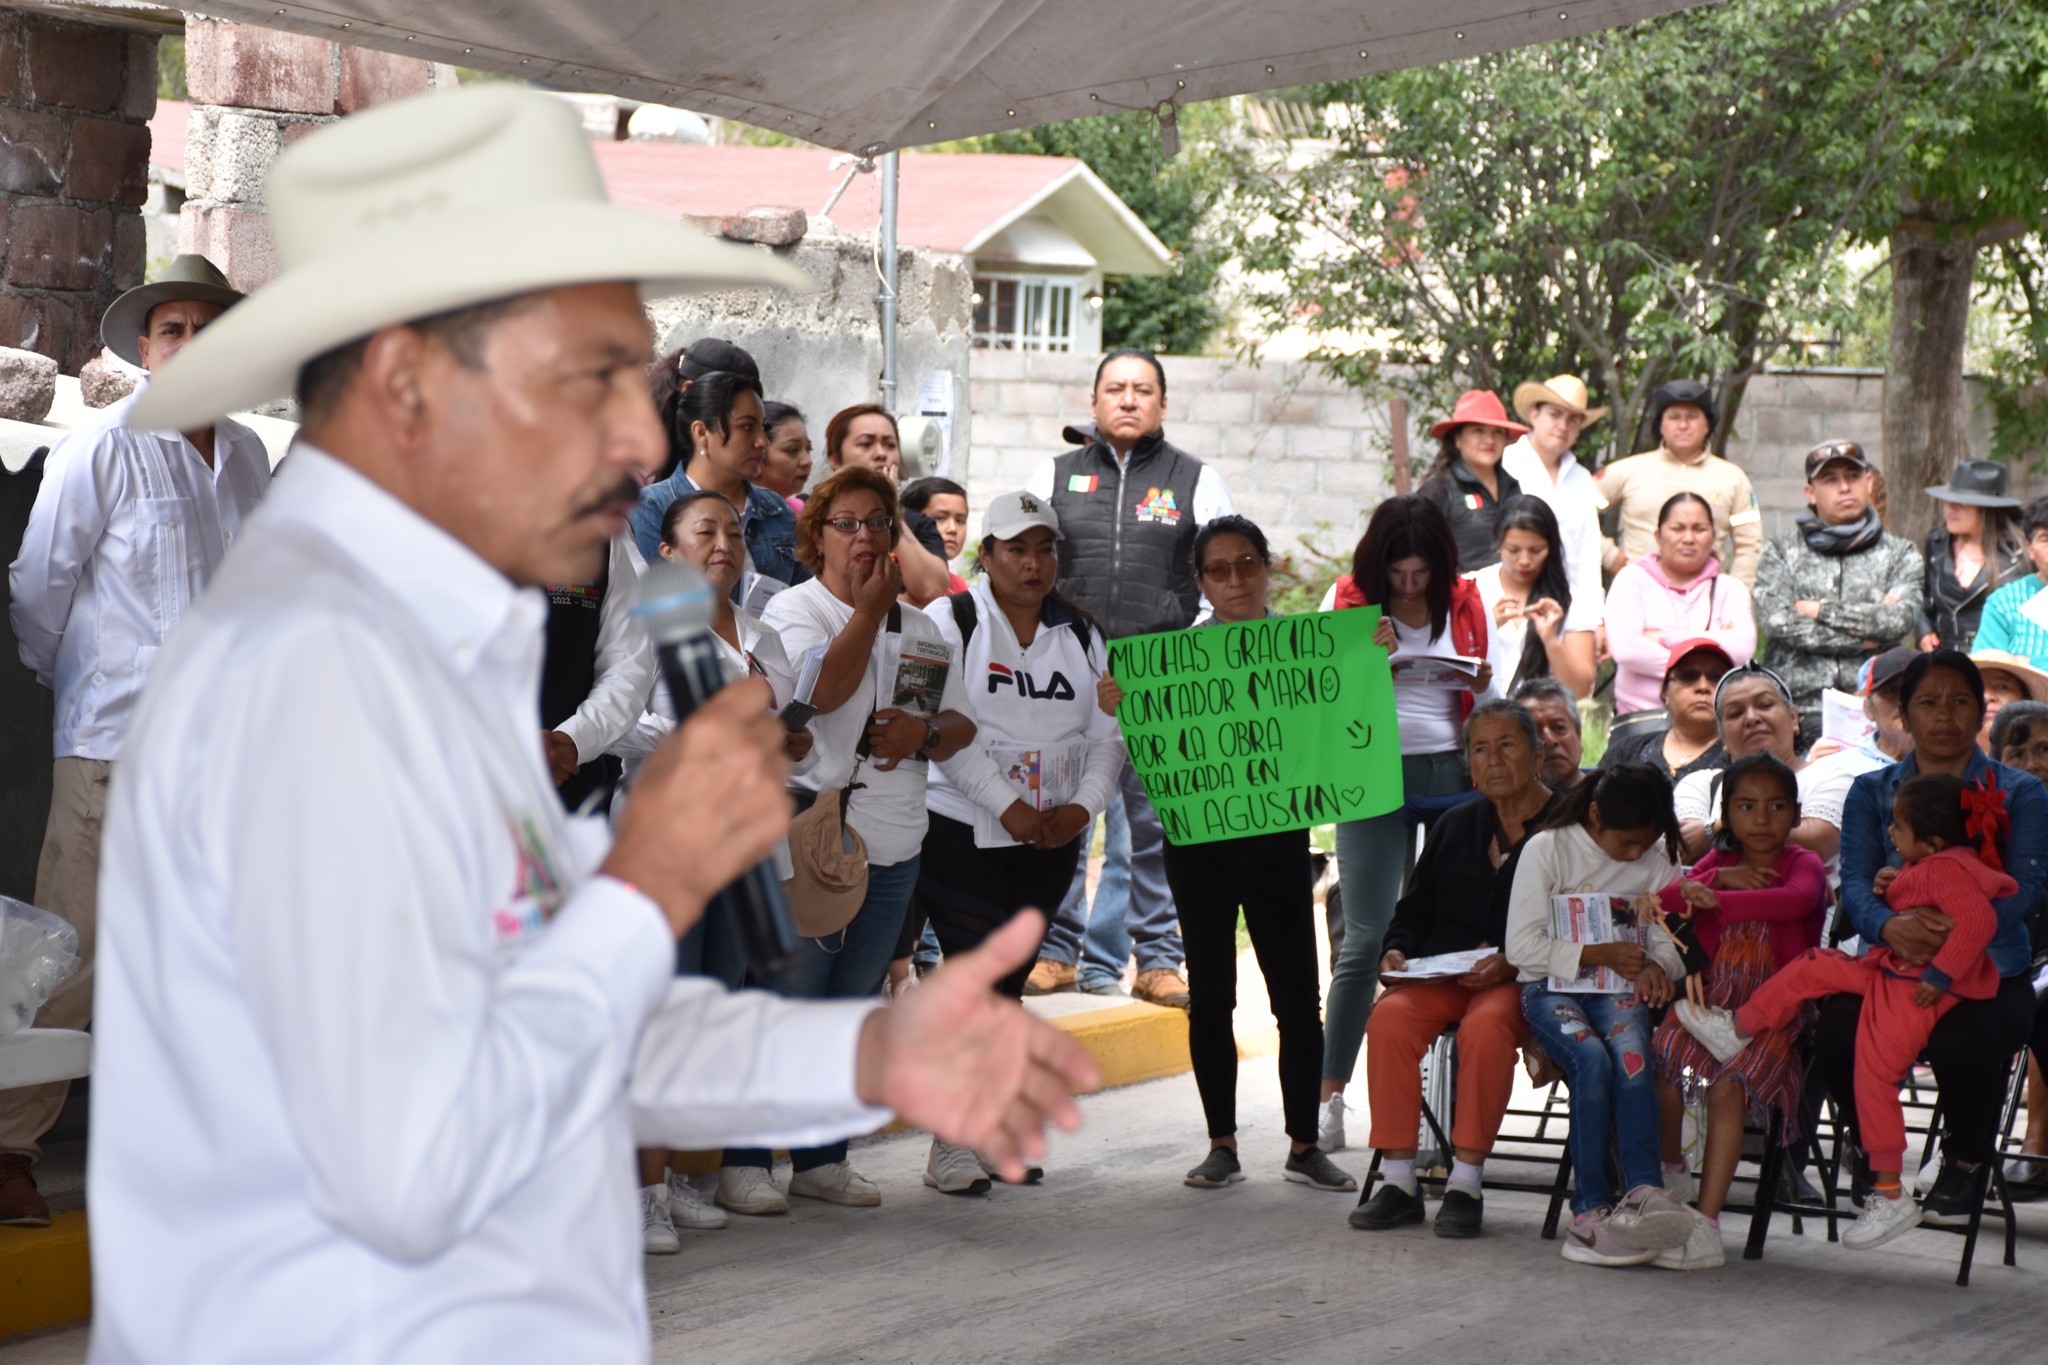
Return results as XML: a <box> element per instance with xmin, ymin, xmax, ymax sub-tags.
<box><xmin>1669</xmin><ymin>665</ymin><xmax>1730</xmax><ymax>688</ymax></box>
<box><xmin>824</xmin><ymin>515</ymin><xmax>893</xmax><ymax>535</ymax></box>
<box><xmin>1199</xmin><ymin>554</ymin><xmax>1266</xmax><ymax>583</ymax></box>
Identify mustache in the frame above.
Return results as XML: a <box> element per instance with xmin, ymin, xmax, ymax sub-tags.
<box><xmin>575</xmin><ymin>475</ymin><xmax>643</xmax><ymax>522</ymax></box>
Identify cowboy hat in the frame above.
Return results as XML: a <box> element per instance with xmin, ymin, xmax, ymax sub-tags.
<box><xmin>1512</xmin><ymin>374</ymin><xmax>1608</xmax><ymax>427</ymax></box>
<box><xmin>1650</xmin><ymin>378</ymin><xmax>1719</xmax><ymax>433</ymax></box>
<box><xmin>131</xmin><ymin>86</ymin><xmax>811</xmax><ymax>432</ymax></box>
<box><xmin>1925</xmin><ymin>459</ymin><xmax>2022</xmax><ymax>510</ymax></box>
<box><xmin>1969</xmin><ymin>650</ymin><xmax>2048</xmax><ymax>704</ymax></box>
<box><xmin>100</xmin><ymin>254</ymin><xmax>243</xmax><ymax>369</ymax></box>
<box><xmin>1427</xmin><ymin>389</ymin><xmax>1529</xmax><ymax>440</ymax></box>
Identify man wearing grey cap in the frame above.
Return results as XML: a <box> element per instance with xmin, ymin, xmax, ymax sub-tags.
<box><xmin>1755</xmin><ymin>440</ymin><xmax>1924</xmax><ymax>746</ymax></box>
<box><xmin>1</xmin><ymin>253</ymin><xmax>270</xmax><ymax>1227</ymax></box>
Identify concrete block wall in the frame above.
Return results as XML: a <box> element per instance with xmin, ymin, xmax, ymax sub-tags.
<box><xmin>177</xmin><ymin>18</ymin><xmax>458</xmax><ymax>293</ymax></box>
<box><xmin>0</xmin><ymin>11</ymin><xmax>156</xmax><ymax>371</ymax></box>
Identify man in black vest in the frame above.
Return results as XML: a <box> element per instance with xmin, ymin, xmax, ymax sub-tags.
<box><xmin>1020</xmin><ymin>349</ymin><xmax>1235</xmax><ymax>1009</ymax></box>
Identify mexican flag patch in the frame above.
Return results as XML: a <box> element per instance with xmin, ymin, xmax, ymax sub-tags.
<box><xmin>1067</xmin><ymin>474</ymin><xmax>1100</xmax><ymax>493</ymax></box>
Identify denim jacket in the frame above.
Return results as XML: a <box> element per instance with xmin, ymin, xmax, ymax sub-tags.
<box><xmin>629</xmin><ymin>473</ymin><xmax>808</xmax><ymax>589</ymax></box>
<box><xmin>1838</xmin><ymin>749</ymin><xmax>2047</xmax><ymax>978</ymax></box>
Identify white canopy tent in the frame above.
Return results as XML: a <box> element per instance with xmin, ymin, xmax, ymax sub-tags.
<box><xmin>174</xmin><ymin>0</ymin><xmax>1712</xmax><ymax>154</ymax></box>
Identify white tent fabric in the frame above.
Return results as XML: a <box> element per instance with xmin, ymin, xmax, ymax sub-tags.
<box><xmin>197</xmin><ymin>0</ymin><xmax>1712</xmax><ymax>153</ymax></box>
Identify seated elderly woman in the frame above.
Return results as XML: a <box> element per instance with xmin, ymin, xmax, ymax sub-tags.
<box><xmin>1350</xmin><ymin>700</ymin><xmax>1562</xmax><ymax>1240</ymax></box>
<box><xmin>1600</xmin><ymin>638</ymin><xmax>1732</xmax><ymax>782</ymax></box>
<box><xmin>1671</xmin><ymin>664</ymin><xmax>1860</xmax><ymax>881</ymax></box>
<box><xmin>1968</xmin><ymin>649</ymin><xmax>2048</xmax><ymax>752</ymax></box>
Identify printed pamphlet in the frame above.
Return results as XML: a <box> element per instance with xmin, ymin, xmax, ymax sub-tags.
<box><xmin>1547</xmin><ymin>892</ymin><xmax>1650</xmax><ymax>994</ymax></box>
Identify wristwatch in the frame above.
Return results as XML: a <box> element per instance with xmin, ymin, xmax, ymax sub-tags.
<box><xmin>921</xmin><ymin>719</ymin><xmax>942</xmax><ymax>753</ymax></box>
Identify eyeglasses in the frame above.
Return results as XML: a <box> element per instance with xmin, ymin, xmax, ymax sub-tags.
<box><xmin>823</xmin><ymin>515</ymin><xmax>893</xmax><ymax>535</ymax></box>
<box><xmin>1199</xmin><ymin>555</ymin><xmax>1267</xmax><ymax>583</ymax></box>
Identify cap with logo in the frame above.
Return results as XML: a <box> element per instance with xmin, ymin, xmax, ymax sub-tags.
<box><xmin>982</xmin><ymin>491</ymin><xmax>1062</xmax><ymax>541</ymax></box>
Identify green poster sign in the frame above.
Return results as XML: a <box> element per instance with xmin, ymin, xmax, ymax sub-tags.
<box><xmin>1108</xmin><ymin>608</ymin><xmax>1403</xmax><ymax>846</ymax></box>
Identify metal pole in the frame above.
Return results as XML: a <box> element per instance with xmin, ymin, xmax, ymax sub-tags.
<box><xmin>878</xmin><ymin>150</ymin><xmax>900</xmax><ymax>411</ymax></box>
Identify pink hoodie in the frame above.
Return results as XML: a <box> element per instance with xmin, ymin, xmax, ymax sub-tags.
<box><xmin>1603</xmin><ymin>554</ymin><xmax>1757</xmax><ymax>714</ymax></box>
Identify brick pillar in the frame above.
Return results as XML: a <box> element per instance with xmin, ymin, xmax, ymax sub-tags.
<box><xmin>179</xmin><ymin>18</ymin><xmax>459</xmax><ymax>293</ymax></box>
<box><xmin>0</xmin><ymin>12</ymin><xmax>156</xmax><ymax>372</ymax></box>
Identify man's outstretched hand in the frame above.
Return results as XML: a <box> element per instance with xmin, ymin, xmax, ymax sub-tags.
<box><xmin>854</xmin><ymin>911</ymin><xmax>1102</xmax><ymax>1180</ymax></box>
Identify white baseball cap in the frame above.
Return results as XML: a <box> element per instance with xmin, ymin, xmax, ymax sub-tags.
<box><xmin>982</xmin><ymin>490</ymin><xmax>1062</xmax><ymax>541</ymax></box>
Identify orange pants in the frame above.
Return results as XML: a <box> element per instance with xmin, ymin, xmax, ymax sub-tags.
<box><xmin>1365</xmin><ymin>980</ymin><xmax>1528</xmax><ymax>1153</ymax></box>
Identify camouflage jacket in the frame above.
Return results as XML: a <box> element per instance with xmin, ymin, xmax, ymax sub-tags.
<box><xmin>1755</xmin><ymin>526</ymin><xmax>1924</xmax><ymax>710</ymax></box>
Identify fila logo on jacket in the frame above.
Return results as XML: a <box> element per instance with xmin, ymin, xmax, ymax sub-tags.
<box><xmin>987</xmin><ymin>662</ymin><xmax>1076</xmax><ymax>701</ymax></box>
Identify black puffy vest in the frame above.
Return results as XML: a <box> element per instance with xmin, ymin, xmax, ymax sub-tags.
<box><xmin>1049</xmin><ymin>430</ymin><xmax>1204</xmax><ymax>639</ymax></box>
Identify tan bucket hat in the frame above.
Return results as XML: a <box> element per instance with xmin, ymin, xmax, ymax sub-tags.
<box><xmin>1512</xmin><ymin>374</ymin><xmax>1609</xmax><ymax>427</ymax></box>
<box><xmin>100</xmin><ymin>254</ymin><xmax>243</xmax><ymax>369</ymax></box>
<box><xmin>130</xmin><ymin>85</ymin><xmax>811</xmax><ymax>432</ymax></box>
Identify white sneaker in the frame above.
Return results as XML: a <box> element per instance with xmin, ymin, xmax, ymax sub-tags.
<box><xmin>640</xmin><ymin>1184</ymin><xmax>681</xmax><ymax>1255</ymax></box>
<box><xmin>1843</xmin><ymin>1189</ymin><xmax>1922</xmax><ymax>1250</ymax></box>
<box><xmin>1651</xmin><ymin>1210</ymin><xmax>1726</xmax><ymax>1270</ymax></box>
<box><xmin>1663</xmin><ymin>1167</ymin><xmax>1699</xmax><ymax>1206</ymax></box>
<box><xmin>924</xmin><ymin>1139</ymin><xmax>992</xmax><ymax>1196</ymax></box>
<box><xmin>1606</xmin><ymin>1184</ymin><xmax>1695</xmax><ymax>1251</ymax></box>
<box><xmin>1317</xmin><ymin>1094</ymin><xmax>1348</xmax><ymax>1152</ymax></box>
<box><xmin>789</xmin><ymin>1160</ymin><xmax>882</xmax><ymax>1207</ymax></box>
<box><xmin>666</xmin><ymin>1172</ymin><xmax>729</xmax><ymax>1230</ymax></box>
<box><xmin>1674</xmin><ymin>1002</ymin><xmax>1752</xmax><ymax>1065</ymax></box>
<box><xmin>714</xmin><ymin>1165</ymin><xmax>790</xmax><ymax>1216</ymax></box>
<box><xmin>1560</xmin><ymin>1209</ymin><xmax>1657</xmax><ymax>1266</ymax></box>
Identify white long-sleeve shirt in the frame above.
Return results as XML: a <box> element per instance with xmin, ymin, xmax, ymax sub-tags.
<box><xmin>87</xmin><ymin>448</ymin><xmax>887</xmax><ymax>1363</ymax></box>
<box><xmin>554</xmin><ymin>534</ymin><xmax>656</xmax><ymax>765</ymax></box>
<box><xmin>1503</xmin><ymin>822</ymin><xmax>1685</xmax><ymax>986</ymax></box>
<box><xmin>9</xmin><ymin>384</ymin><xmax>270</xmax><ymax>760</ymax></box>
<box><xmin>922</xmin><ymin>579</ymin><xmax>1124</xmax><ymax>844</ymax></box>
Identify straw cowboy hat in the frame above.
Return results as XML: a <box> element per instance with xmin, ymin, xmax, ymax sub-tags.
<box><xmin>100</xmin><ymin>254</ymin><xmax>244</xmax><ymax>370</ymax></box>
<box><xmin>1512</xmin><ymin>373</ymin><xmax>1608</xmax><ymax>427</ymax></box>
<box><xmin>1427</xmin><ymin>389</ymin><xmax>1529</xmax><ymax>440</ymax></box>
<box><xmin>1969</xmin><ymin>650</ymin><xmax>2048</xmax><ymax>705</ymax></box>
<box><xmin>131</xmin><ymin>86</ymin><xmax>811</xmax><ymax>432</ymax></box>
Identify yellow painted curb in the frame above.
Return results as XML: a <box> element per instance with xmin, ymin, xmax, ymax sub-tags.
<box><xmin>0</xmin><ymin>1211</ymin><xmax>90</xmax><ymax>1340</ymax></box>
<box><xmin>1052</xmin><ymin>1001</ymin><xmax>1190</xmax><ymax>1088</ymax></box>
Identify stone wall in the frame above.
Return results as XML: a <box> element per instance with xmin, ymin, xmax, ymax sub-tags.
<box><xmin>0</xmin><ymin>11</ymin><xmax>156</xmax><ymax>371</ymax></box>
<box><xmin>964</xmin><ymin>354</ymin><xmax>2013</xmax><ymax>571</ymax></box>
<box><xmin>178</xmin><ymin>17</ymin><xmax>458</xmax><ymax>292</ymax></box>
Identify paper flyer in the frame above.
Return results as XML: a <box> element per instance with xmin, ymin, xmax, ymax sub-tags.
<box><xmin>1547</xmin><ymin>892</ymin><xmax>1650</xmax><ymax>994</ymax></box>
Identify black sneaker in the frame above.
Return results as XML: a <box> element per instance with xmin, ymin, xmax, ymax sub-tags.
<box><xmin>1920</xmin><ymin>1161</ymin><xmax>1981</xmax><ymax>1227</ymax></box>
<box><xmin>1184</xmin><ymin>1147</ymin><xmax>1244</xmax><ymax>1189</ymax></box>
<box><xmin>1349</xmin><ymin>1182</ymin><xmax>1426</xmax><ymax>1231</ymax></box>
<box><xmin>1284</xmin><ymin>1147</ymin><xmax>1357</xmax><ymax>1192</ymax></box>
<box><xmin>1434</xmin><ymin>1187</ymin><xmax>1483</xmax><ymax>1239</ymax></box>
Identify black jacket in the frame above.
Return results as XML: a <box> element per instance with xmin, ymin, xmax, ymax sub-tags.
<box><xmin>1918</xmin><ymin>527</ymin><xmax>2026</xmax><ymax>650</ymax></box>
<box><xmin>1383</xmin><ymin>788</ymin><xmax>1564</xmax><ymax>959</ymax></box>
<box><xmin>1420</xmin><ymin>457</ymin><xmax>1521</xmax><ymax>575</ymax></box>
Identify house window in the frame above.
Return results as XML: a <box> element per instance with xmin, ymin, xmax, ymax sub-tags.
<box><xmin>973</xmin><ymin>275</ymin><xmax>1077</xmax><ymax>351</ymax></box>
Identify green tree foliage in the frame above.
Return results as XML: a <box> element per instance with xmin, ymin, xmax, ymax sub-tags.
<box><xmin>1221</xmin><ymin>0</ymin><xmax>2037</xmax><ymax>465</ymax></box>
<box><xmin>951</xmin><ymin>109</ymin><xmax>1231</xmax><ymax>356</ymax></box>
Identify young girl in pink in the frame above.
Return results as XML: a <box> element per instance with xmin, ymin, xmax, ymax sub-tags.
<box><xmin>1649</xmin><ymin>753</ymin><xmax>1827</xmax><ymax>1270</ymax></box>
<box><xmin>1678</xmin><ymin>771</ymin><xmax>2013</xmax><ymax>1251</ymax></box>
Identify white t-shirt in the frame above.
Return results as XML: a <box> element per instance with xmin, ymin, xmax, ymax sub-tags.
<box><xmin>764</xmin><ymin>579</ymin><xmax>974</xmax><ymax>866</ymax></box>
<box><xmin>1473</xmin><ymin>562</ymin><xmax>1598</xmax><ymax>694</ymax></box>
<box><xmin>1672</xmin><ymin>752</ymin><xmax>1863</xmax><ymax>880</ymax></box>
<box><xmin>1315</xmin><ymin>582</ymin><xmax>1505</xmax><ymax>755</ymax></box>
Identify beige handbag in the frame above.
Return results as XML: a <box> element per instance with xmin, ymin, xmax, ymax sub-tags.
<box><xmin>782</xmin><ymin>781</ymin><xmax>868</xmax><ymax>938</ymax></box>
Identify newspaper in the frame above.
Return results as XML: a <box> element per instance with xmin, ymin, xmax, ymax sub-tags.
<box><xmin>975</xmin><ymin>739</ymin><xmax>1086</xmax><ymax>847</ymax></box>
<box><xmin>1820</xmin><ymin>686</ymin><xmax>1874</xmax><ymax>749</ymax></box>
<box><xmin>889</xmin><ymin>637</ymin><xmax>953</xmax><ymax>717</ymax></box>
<box><xmin>1547</xmin><ymin>892</ymin><xmax>1650</xmax><ymax>994</ymax></box>
<box><xmin>1382</xmin><ymin>947</ymin><xmax>1495</xmax><ymax>982</ymax></box>
<box><xmin>1389</xmin><ymin>652</ymin><xmax>1485</xmax><ymax>689</ymax></box>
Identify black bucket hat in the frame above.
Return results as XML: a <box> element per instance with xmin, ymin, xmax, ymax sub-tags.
<box><xmin>1925</xmin><ymin>458</ymin><xmax>2021</xmax><ymax>510</ymax></box>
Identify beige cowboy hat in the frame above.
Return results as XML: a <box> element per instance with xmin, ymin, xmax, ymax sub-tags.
<box><xmin>1969</xmin><ymin>650</ymin><xmax>2048</xmax><ymax>705</ymax></box>
<box><xmin>1512</xmin><ymin>374</ymin><xmax>1609</xmax><ymax>427</ymax></box>
<box><xmin>100</xmin><ymin>254</ymin><xmax>244</xmax><ymax>370</ymax></box>
<box><xmin>131</xmin><ymin>86</ymin><xmax>811</xmax><ymax>432</ymax></box>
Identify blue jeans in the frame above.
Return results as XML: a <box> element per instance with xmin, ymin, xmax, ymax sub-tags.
<box><xmin>1322</xmin><ymin>750</ymin><xmax>1466</xmax><ymax>1082</ymax></box>
<box><xmin>1041</xmin><ymin>763</ymin><xmax>1181</xmax><ymax>987</ymax></box>
<box><xmin>728</xmin><ymin>856</ymin><xmax>920</xmax><ymax>1173</ymax></box>
<box><xmin>1520</xmin><ymin>983</ymin><xmax>1665</xmax><ymax>1216</ymax></box>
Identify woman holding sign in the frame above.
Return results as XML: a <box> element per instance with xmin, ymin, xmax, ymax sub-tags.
<box><xmin>1115</xmin><ymin>516</ymin><xmax>1359</xmax><ymax>1194</ymax></box>
<box><xmin>1314</xmin><ymin>494</ymin><xmax>1504</xmax><ymax>1153</ymax></box>
<box><xmin>915</xmin><ymin>491</ymin><xmax>1125</xmax><ymax>1195</ymax></box>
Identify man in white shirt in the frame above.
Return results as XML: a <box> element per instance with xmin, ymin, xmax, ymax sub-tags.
<box><xmin>1504</xmin><ymin>373</ymin><xmax>1608</xmax><ymax>617</ymax></box>
<box><xmin>86</xmin><ymin>86</ymin><xmax>1097</xmax><ymax>1362</ymax></box>
<box><xmin>1</xmin><ymin>253</ymin><xmax>267</xmax><ymax>1227</ymax></box>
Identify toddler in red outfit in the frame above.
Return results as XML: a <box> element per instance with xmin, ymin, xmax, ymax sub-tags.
<box><xmin>1676</xmin><ymin>772</ymin><xmax>2014</xmax><ymax>1251</ymax></box>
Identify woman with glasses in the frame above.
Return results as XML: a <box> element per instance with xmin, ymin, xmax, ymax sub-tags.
<box><xmin>1115</xmin><ymin>516</ymin><xmax>1354</xmax><ymax>1193</ymax></box>
<box><xmin>1600</xmin><ymin>639</ymin><xmax>1733</xmax><ymax>782</ymax></box>
<box><xmin>742</xmin><ymin>465</ymin><xmax>976</xmax><ymax>1215</ymax></box>
<box><xmin>1604</xmin><ymin>492</ymin><xmax>1756</xmax><ymax>717</ymax></box>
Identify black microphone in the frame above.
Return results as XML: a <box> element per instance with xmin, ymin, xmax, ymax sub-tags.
<box><xmin>628</xmin><ymin>558</ymin><xmax>799</xmax><ymax>978</ymax></box>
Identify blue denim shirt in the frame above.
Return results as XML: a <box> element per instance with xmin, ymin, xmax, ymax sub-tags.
<box><xmin>1838</xmin><ymin>748</ymin><xmax>2048</xmax><ymax>978</ymax></box>
<box><xmin>630</xmin><ymin>472</ymin><xmax>809</xmax><ymax>589</ymax></box>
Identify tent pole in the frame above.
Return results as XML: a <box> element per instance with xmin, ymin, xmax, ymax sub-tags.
<box><xmin>879</xmin><ymin>149</ymin><xmax>900</xmax><ymax>412</ymax></box>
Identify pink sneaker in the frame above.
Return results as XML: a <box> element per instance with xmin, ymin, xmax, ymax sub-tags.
<box><xmin>1607</xmin><ymin>1184</ymin><xmax>1695</xmax><ymax>1250</ymax></box>
<box><xmin>1561</xmin><ymin>1209</ymin><xmax>1657</xmax><ymax>1266</ymax></box>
